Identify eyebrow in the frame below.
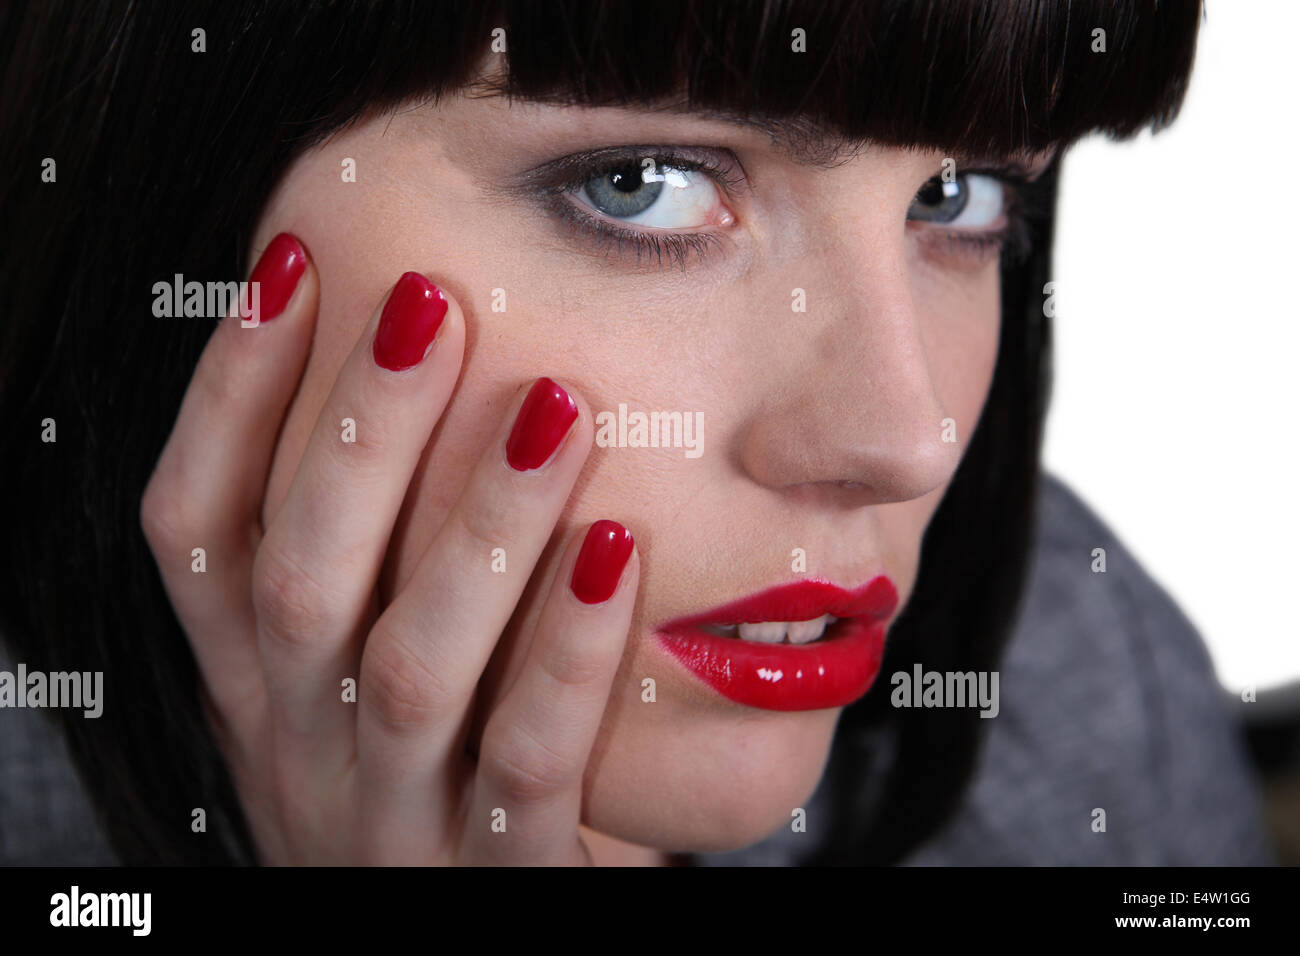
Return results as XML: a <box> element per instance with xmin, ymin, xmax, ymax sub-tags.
<box><xmin>467</xmin><ymin>79</ymin><xmax>863</xmax><ymax>167</ymax></box>
<box><xmin>680</xmin><ymin>108</ymin><xmax>868</xmax><ymax>167</ymax></box>
<box><xmin>469</xmin><ymin>79</ymin><xmax>1052</xmax><ymax>173</ymax></box>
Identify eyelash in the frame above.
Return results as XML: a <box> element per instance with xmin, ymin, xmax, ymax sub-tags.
<box><xmin>911</xmin><ymin>166</ymin><xmax>1039</xmax><ymax>265</ymax></box>
<box><xmin>529</xmin><ymin>149</ymin><xmax>1040</xmax><ymax>269</ymax></box>
<box><xmin>549</xmin><ymin>194</ymin><xmax>726</xmax><ymax>269</ymax></box>
<box><xmin>530</xmin><ymin>149</ymin><xmax>741</xmax><ymax>269</ymax></box>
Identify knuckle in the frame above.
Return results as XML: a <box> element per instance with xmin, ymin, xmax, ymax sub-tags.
<box><xmin>538</xmin><ymin>643</ymin><xmax>610</xmax><ymax>691</ymax></box>
<box><xmin>139</xmin><ymin>472</ymin><xmax>199</xmax><ymax>559</ymax></box>
<box><xmin>321</xmin><ymin>399</ymin><xmax>396</xmax><ymax>483</ymax></box>
<box><xmin>453</xmin><ymin>493</ymin><xmax>516</xmax><ymax>556</ymax></box>
<box><xmin>360</xmin><ymin>633</ymin><xmax>451</xmax><ymax>734</ymax></box>
<box><xmin>480</xmin><ymin>721</ymin><xmax>578</xmax><ymax>806</ymax></box>
<box><xmin>251</xmin><ymin>542</ymin><xmax>333</xmax><ymax>654</ymax></box>
<box><xmin>195</xmin><ymin>344</ymin><xmax>257</xmax><ymax>410</ymax></box>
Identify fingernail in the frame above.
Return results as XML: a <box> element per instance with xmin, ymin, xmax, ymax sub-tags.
<box><xmin>249</xmin><ymin>233</ymin><xmax>308</xmax><ymax>323</ymax></box>
<box><xmin>373</xmin><ymin>272</ymin><xmax>449</xmax><ymax>371</ymax></box>
<box><xmin>505</xmin><ymin>377</ymin><xmax>578</xmax><ymax>471</ymax></box>
<box><xmin>571</xmin><ymin>520</ymin><xmax>634</xmax><ymax>605</ymax></box>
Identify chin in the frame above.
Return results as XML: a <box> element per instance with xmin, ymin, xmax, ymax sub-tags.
<box><xmin>579</xmin><ymin>702</ymin><xmax>840</xmax><ymax>853</ymax></box>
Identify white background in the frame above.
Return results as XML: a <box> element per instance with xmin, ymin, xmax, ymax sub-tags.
<box><xmin>1048</xmin><ymin>0</ymin><xmax>1298</xmax><ymax>692</ymax></box>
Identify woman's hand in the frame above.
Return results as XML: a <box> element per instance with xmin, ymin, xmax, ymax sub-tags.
<box><xmin>140</xmin><ymin>234</ymin><xmax>638</xmax><ymax>864</ymax></box>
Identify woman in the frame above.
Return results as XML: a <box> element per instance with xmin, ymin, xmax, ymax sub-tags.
<box><xmin>0</xmin><ymin>0</ymin><xmax>1270</xmax><ymax>865</ymax></box>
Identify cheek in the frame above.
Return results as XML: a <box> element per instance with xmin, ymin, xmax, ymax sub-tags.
<box><xmin>254</xmin><ymin>125</ymin><xmax>520</xmax><ymax>529</ymax></box>
<box><xmin>380</xmin><ymin>324</ymin><xmax>724</xmax><ymax>742</ymax></box>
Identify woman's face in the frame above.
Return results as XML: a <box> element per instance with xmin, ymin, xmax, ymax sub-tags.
<box><xmin>250</xmin><ymin>75</ymin><xmax>1022</xmax><ymax>854</ymax></box>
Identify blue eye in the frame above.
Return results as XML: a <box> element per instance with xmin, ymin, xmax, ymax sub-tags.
<box><xmin>574</xmin><ymin>160</ymin><xmax>724</xmax><ymax>228</ymax></box>
<box><xmin>908</xmin><ymin>173</ymin><xmax>1006</xmax><ymax>229</ymax></box>
<box><xmin>580</xmin><ymin>163</ymin><xmax>663</xmax><ymax>218</ymax></box>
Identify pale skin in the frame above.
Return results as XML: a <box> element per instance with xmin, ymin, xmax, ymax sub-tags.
<box><xmin>141</xmin><ymin>74</ymin><xmax>1052</xmax><ymax>865</ymax></box>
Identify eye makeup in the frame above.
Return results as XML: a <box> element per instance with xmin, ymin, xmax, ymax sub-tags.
<box><xmin>513</xmin><ymin>144</ymin><xmax>746</xmax><ymax>269</ymax></box>
<box><xmin>504</xmin><ymin>142</ymin><xmax>1052</xmax><ymax>271</ymax></box>
<box><xmin>908</xmin><ymin>163</ymin><xmax>1045</xmax><ymax>267</ymax></box>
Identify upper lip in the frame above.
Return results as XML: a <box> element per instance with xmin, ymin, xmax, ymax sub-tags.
<box><xmin>657</xmin><ymin>577</ymin><xmax>898</xmax><ymax>631</ymax></box>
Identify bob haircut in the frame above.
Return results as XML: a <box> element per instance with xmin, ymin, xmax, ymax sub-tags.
<box><xmin>0</xmin><ymin>0</ymin><xmax>1200</xmax><ymax>864</ymax></box>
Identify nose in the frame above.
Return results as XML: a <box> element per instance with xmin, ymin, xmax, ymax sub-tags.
<box><xmin>735</xmin><ymin>224</ymin><xmax>966</xmax><ymax>505</ymax></box>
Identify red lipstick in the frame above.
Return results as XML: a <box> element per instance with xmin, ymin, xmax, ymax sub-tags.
<box><xmin>655</xmin><ymin>576</ymin><xmax>898</xmax><ymax>711</ymax></box>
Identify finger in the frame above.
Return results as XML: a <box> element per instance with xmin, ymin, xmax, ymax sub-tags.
<box><xmin>355</xmin><ymin>377</ymin><xmax>591</xmax><ymax>854</ymax></box>
<box><xmin>463</xmin><ymin>520</ymin><xmax>637</xmax><ymax>865</ymax></box>
<box><xmin>141</xmin><ymin>233</ymin><xmax>315</xmax><ymax>737</ymax></box>
<box><xmin>251</xmin><ymin>271</ymin><xmax>465</xmax><ymax>781</ymax></box>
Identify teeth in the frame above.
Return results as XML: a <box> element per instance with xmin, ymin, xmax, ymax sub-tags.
<box><xmin>729</xmin><ymin>614</ymin><xmax>837</xmax><ymax>645</ymax></box>
<box><xmin>737</xmin><ymin>621</ymin><xmax>787</xmax><ymax>644</ymax></box>
<box><xmin>786</xmin><ymin>617</ymin><xmax>830</xmax><ymax>645</ymax></box>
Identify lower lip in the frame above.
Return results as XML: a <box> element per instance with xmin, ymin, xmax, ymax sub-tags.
<box><xmin>655</xmin><ymin>576</ymin><xmax>898</xmax><ymax>711</ymax></box>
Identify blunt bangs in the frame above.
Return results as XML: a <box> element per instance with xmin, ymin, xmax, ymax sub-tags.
<box><xmin>291</xmin><ymin>0</ymin><xmax>1200</xmax><ymax>159</ymax></box>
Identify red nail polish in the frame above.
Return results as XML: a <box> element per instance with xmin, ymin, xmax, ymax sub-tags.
<box><xmin>505</xmin><ymin>377</ymin><xmax>578</xmax><ymax>471</ymax></box>
<box><xmin>571</xmin><ymin>520</ymin><xmax>634</xmax><ymax>605</ymax></box>
<box><xmin>372</xmin><ymin>272</ymin><xmax>449</xmax><ymax>371</ymax></box>
<box><xmin>249</xmin><ymin>233</ymin><xmax>308</xmax><ymax>323</ymax></box>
